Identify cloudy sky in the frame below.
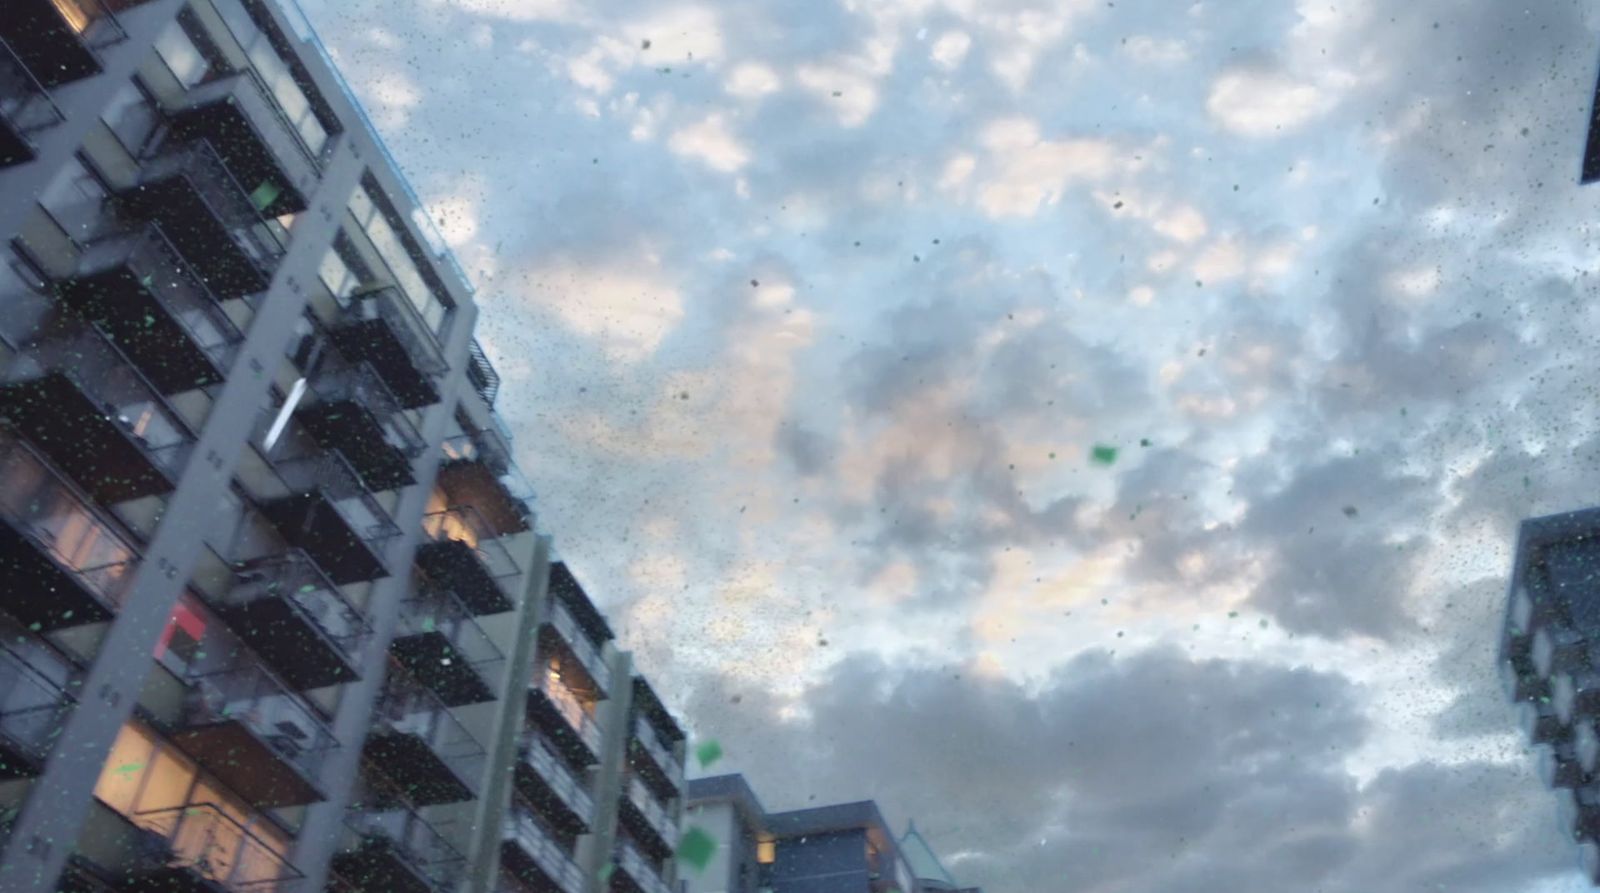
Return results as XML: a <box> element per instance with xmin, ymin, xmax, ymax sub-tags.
<box><xmin>294</xmin><ymin>0</ymin><xmax>1600</xmax><ymax>889</ymax></box>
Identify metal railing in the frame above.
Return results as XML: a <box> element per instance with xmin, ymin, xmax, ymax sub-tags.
<box><xmin>548</xmin><ymin>600</ymin><xmax>611</xmax><ymax>693</ymax></box>
<box><xmin>615</xmin><ymin>837</ymin><xmax>673</xmax><ymax>893</ymax></box>
<box><xmin>504</xmin><ymin>808</ymin><xmax>584</xmax><ymax>893</ymax></box>
<box><xmin>0</xmin><ymin>427</ymin><xmax>137</xmax><ymax>606</ymax></box>
<box><xmin>632</xmin><ymin>718</ymin><xmax>683</xmax><ymax>788</ymax></box>
<box><xmin>309</xmin><ymin>360</ymin><xmax>424</xmax><ymax>456</ymax></box>
<box><xmin>226</xmin><ymin>548</ymin><xmax>370</xmax><ymax>664</ymax></box>
<box><xmin>466</xmin><ymin>339</ymin><xmax>500</xmax><ymax>406</ymax></box>
<box><xmin>137</xmin><ymin>140</ymin><xmax>288</xmax><ymax>273</ymax></box>
<box><xmin>341</xmin><ymin>285</ymin><xmax>447</xmax><ymax>377</ymax></box>
<box><xmin>344</xmin><ymin>807</ymin><xmax>464</xmax><ymax>892</ymax></box>
<box><xmin>440</xmin><ymin>429</ymin><xmax>536</xmax><ymax>515</ymax></box>
<box><xmin>2</xmin><ymin>326</ymin><xmax>193</xmax><ymax>475</ymax></box>
<box><xmin>269</xmin><ymin>448</ymin><xmax>400</xmax><ymax>545</ymax></box>
<box><xmin>395</xmin><ymin>588</ymin><xmax>503</xmax><ymax>668</ymax></box>
<box><xmin>533</xmin><ymin>672</ymin><xmax>602</xmax><ymax>754</ymax></box>
<box><xmin>0</xmin><ymin>37</ymin><xmax>63</xmax><ymax>140</ymax></box>
<box><xmin>626</xmin><ymin>776</ymin><xmax>676</xmax><ymax>844</ymax></box>
<box><xmin>186</xmin><ymin>68</ymin><xmax>320</xmax><ymax>174</ymax></box>
<box><xmin>0</xmin><ymin>640</ymin><xmax>73</xmax><ymax>765</ymax></box>
<box><xmin>72</xmin><ymin>224</ymin><xmax>243</xmax><ymax>364</ymax></box>
<box><xmin>517</xmin><ymin>732</ymin><xmax>593</xmax><ymax>821</ymax></box>
<box><xmin>132</xmin><ymin>803</ymin><xmax>300</xmax><ymax>890</ymax></box>
<box><xmin>421</xmin><ymin>504</ymin><xmax>521</xmax><ymax>576</ymax></box>
<box><xmin>181</xmin><ymin>663</ymin><xmax>336</xmax><ymax>784</ymax></box>
<box><xmin>372</xmin><ymin>672</ymin><xmax>486</xmax><ymax>792</ymax></box>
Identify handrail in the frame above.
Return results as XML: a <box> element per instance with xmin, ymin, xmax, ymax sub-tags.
<box><xmin>504</xmin><ymin>808</ymin><xmax>584</xmax><ymax>893</ymax></box>
<box><xmin>466</xmin><ymin>339</ymin><xmax>500</xmax><ymax>406</ymax></box>
<box><xmin>345</xmin><ymin>806</ymin><xmax>464</xmax><ymax>891</ymax></box>
<box><xmin>627</xmin><ymin>776</ymin><xmax>677</xmax><ymax>843</ymax></box>
<box><xmin>532</xmin><ymin>673</ymin><xmax>602</xmax><ymax>753</ymax></box>
<box><xmin>420</xmin><ymin>505</ymin><xmax>521</xmax><ymax>579</ymax></box>
<box><xmin>0</xmin><ymin>36</ymin><xmax>64</xmax><ymax>136</ymax></box>
<box><xmin>518</xmin><ymin>732</ymin><xmax>593</xmax><ymax>819</ymax></box>
<box><xmin>548</xmin><ymin>600</ymin><xmax>611</xmax><ymax>692</ymax></box>
<box><xmin>132</xmin><ymin>803</ymin><xmax>301</xmax><ymax>890</ymax></box>
<box><xmin>374</xmin><ymin>670</ymin><xmax>487</xmax><ymax>786</ymax></box>
<box><xmin>74</xmin><ymin>224</ymin><xmax>244</xmax><ymax>358</ymax></box>
<box><xmin>342</xmin><ymin>285</ymin><xmax>447</xmax><ymax>376</ymax></box>
<box><xmin>632</xmin><ymin>717</ymin><xmax>684</xmax><ymax>787</ymax></box>
<box><xmin>227</xmin><ymin>548</ymin><xmax>371</xmax><ymax>658</ymax></box>
<box><xmin>0</xmin><ymin>640</ymin><xmax>73</xmax><ymax>762</ymax></box>
<box><xmin>396</xmin><ymin>588</ymin><xmax>503</xmax><ymax>668</ymax></box>
<box><xmin>0</xmin><ymin>427</ymin><xmax>138</xmax><ymax>607</ymax></box>
<box><xmin>181</xmin><ymin>663</ymin><xmax>336</xmax><ymax>783</ymax></box>
<box><xmin>615</xmin><ymin>836</ymin><xmax>673</xmax><ymax>893</ymax></box>
<box><xmin>308</xmin><ymin>359</ymin><xmax>424</xmax><ymax>456</ymax></box>
<box><xmin>268</xmin><ymin>448</ymin><xmax>400</xmax><ymax>543</ymax></box>
<box><xmin>138</xmin><ymin>139</ymin><xmax>288</xmax><ymax>268</ymax></box>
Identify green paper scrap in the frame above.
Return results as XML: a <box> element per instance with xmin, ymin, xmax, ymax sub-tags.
<box><xmin>678</xmin><ymin>826</ymin><xmax>717</xmax><ymax>872</ymax></box>
<box><xmin>1090</xmin><ymin>444</ymin><xmax>1118</xmax><ymax>466</ymax></box>
<box><xmin>249</xmin><ymin>180</ymin><xmax>282</xmax><ymax>212</ymax></box>
<box><xmin>421</xmin><ymin>617</ymin><xmax>436</xmax><ymax>633</ymax></box>
<box><xmin>112</xmin><ymin>762</ymin><xmax>144</xmax><ymax>777</ymax></box>
<box><xmin>695</xmin><ymin>739</ymin><xmax>723</xmax><ymax>768</ymax></box>
<box><xmin>597</xmin><ymin>864</ymin><xmax>615</xmax><ymax>884</ymax></box>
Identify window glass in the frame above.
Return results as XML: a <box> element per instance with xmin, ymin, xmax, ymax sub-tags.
<box><xmin>152</xmin><ymin>19</ymin><xmax>208</xmax><ymax>88</ymax></box>
<box><xmin>348</xmin><ymin>185</ymin><xmax>452</xmax><ymax>334</ymax></box>
<box><xmin>37</xmin><ymin>155</ymin><xmax>107</xmax><ymax>242</ymax></box>
<box><xmin>93</xmin><ymin>723</ymin><xmax>157</xmax><ymax>815</ymax></box>
<box><xmin>100</xmin><ymin>81</ymin><xmax>158</xmax><ymax>154</ymax></box>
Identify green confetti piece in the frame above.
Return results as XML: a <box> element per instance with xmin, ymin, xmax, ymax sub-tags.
<box><xmin>113</xmin><ymin>762</ymin><xmax>143</xmax><ymax>776</ymax></box>
<box><xmin>678</xmin><ymin>826</ymin><xmax>717</xmax><ymax>871</ymax></box>
<box><xmin>249</xmin><ymin>180</ymin><xmax>282</xmax><ymax>211</ymax></box>
<box><xmin>598</xmin><ymin>864</ymin><xmax>615</xmax><ymax>884</ymax></box>
<box><xmin>421</xmin><ymin>617</ymin><xmax>435</xmax><ymax>633</ymax></box>
<box><xmin>695</xmin><ymin>739</ymin><xmax>723</xmax><ymax>768</ymax></box>
<box><xmin>1090</xmin><ymin>444</ymin><xmax>1118</xmax><ymax>466</ymax></box>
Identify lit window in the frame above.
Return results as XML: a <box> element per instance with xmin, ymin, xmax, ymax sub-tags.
<box><xmin>757</xmin><ymin>839</ymin><xmax>776</xmax><ymax>864</ymax></box>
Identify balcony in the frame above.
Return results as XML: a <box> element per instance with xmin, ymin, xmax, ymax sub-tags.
<box><xmin>630</xmin><ymin>717</ymin><xmax>683</xmax><ymax>796</ymax></box>
<box><xmin>0</xmin><ymin>329</ymin><xmax>191</xmax><ymax>503</ymax></box>
<box><xmin>0</xmin><ymin>427</ymin><xmax>136</xmax><ymax>629</ymax></box>
<box><xmin>0</xmin><ymin>640</ymin><xmax>73</xmax><ymax>778</ymax></box>
<box><xmin>543</xmin><ymin>599</ymin><xmax>612</xmax><ymax>697</ymax></box>
<box><xmin>438</xmin><ymin>429</ymin><xmax>533</xmax><ymax>537</ymax></box>
<box><xmin>118</xmin><ymin>140</ymin><xmax>288</xmax><ymax>299</ymax></box>
<box><xmin>389</xmin><ymin>589</ymin><xmax>502</xmax><ymax>707</ymax></box>
<box><xmin>501</xmin><ymin>808</ymin><xmax>584</xmax><ymax>893</ymax></box>
<box><xmin>619</xmin><ymin>776</ymin><xmax>676</xmax><ymax>860</ymax></box>
<box><xmin>167</xmin><ymin>664</ymin><xmax>334</xmax><ymax>808</ymax></box>
<box><xmin>127</xmin><ymin>803</ymin><xmax>300</xmax><ymax>892</ymax></box>
<box><xmin>612</xmin><ymin>837</ymin><xmax>673</xmax><ymax>893</ymax></box>
<box><xmin>169</xmin><ymin>70</ymin><xmax>319</xmax><ymax>217</ymax></box>
<box><xmin>514</xmin><ymin>733</ymin><xmax>594</xmax><ymax>834</ymax></box>
<box><xmin>300</xmin><ymin>362</ymin><xmax>422</xmax><ymax>493</ymax></box>
<box><xmin>333</xmin><ymin>807</ymin><xmax>464</xmax><ymax>893</ymax></box>
<box><xmin>330</xmin><ymin>286</ymin><xmax>446</xmax><ymax>410</ymax></box>
<box><xmin>257</xmin><ymin>449</ymin><xmax>397</xmax><ymax>585</ymax></box>
<box><xmin>417</xmin><ymin>506</ymin><xmax>519</xmax><ymax>615</ymax></box>
<box><xmin>0</xmin><ymin>0</ymin><xmax>125</xmax><ymax>89</ymax></box>
<box><xmin>363</xmin><ymin>673</ymin><xmax>485</xmax><ymax>806</ymax></box>
<box><xmin>526</xmin><ymin>675</ymin><xmax>601</xmax><ymax>769</ymax></box>
<box><xmin>211</xmin><ymin>550</ymin><xmax>369</xmax><ymax>690</ymax></box>
<box><xmin>0</xmin><ymin>37</ymin><xmax>63</xmax><ymax>167</ymax></box>
<box><xmin>467</xmin><ymin>338</ymin><xmax>501</xmax><ymax>406</ymax></box>
<box><xmin>54</xmin><ymin>226</ymin><xmax>242</xmax><ymax>394</ymax></box>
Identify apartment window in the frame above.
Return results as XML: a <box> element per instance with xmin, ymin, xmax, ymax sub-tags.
<box><xmin>152</xmin><ymin>18</ymin><xmax>210</xmax><ymax>89</ymax></box>
<box><xmin>348</xmin><ymin>184</ymin><xmax>452</xmax><ymax>334</ymax></box>
<box><xmin>316</xmin><ymin>236</ymin><xmax>365</xmax><ymax>303</ymax></box>
<box><xmin>100</xmin><ymin>80</ymin><xmax>159</xmax><ymax>156</ymax></box>
<box><xmin>757</xmin><ymin>839</ymin><xmax>776</xmax><ymax>864</ymax></box>
<box><xmin>214</xmin><ymin>1</ymin><xmax>329</xmax><ymax>156</ymax></box>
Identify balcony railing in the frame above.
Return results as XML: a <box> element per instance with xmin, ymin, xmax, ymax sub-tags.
<box><xmin>0</xmin><ymin>37</ymin><xmax>63</xmax><ymax>165</ymax></box>
<box><xmin>466</xmin><ymin>339</ymin><xmax>501</xmax><ymax>407</ymax></box>
<box><xmin>0</xmin><ymin>0</ymin><xmax>126</xmax><ymax>89</ymax></box>
<box><xmin>271</xmin><ymin>448</ymin><xmax>401</xmax><ymax>544</ymax></box>
<box><xmin>342</xmin><ymin>806</ymin><xmax>465</xmax><ymax>893</ymax></box>
<box><xmin>0</xmin><ymin>639</ymin><xmax>73</xmax><ymax>775</ymax></box>
<box><xmin>440</xmin><ymin>428</ymin><xmax>535</xmax><ymax>503</ymax></box>
<box><xmin>1</xmin><ymin>327</ymin><xmax>192</xmax><ymax>500</ymax></box>
<box><xmin>615</xmin><ymin>837</ymin><xmax>673</xmax><ymax>893</ymax></box>
<box><xmin>418</xmin><ymin>505</ymin><xmax>520</xmax><ymax>614</ymax></box>
<box><xmin>175</xmin><ymin>663</ymin><xmax>335</xmax><ymax>807</ymax></box>
<box><xmin>626</xmin><ymin>776</ymin><xmax>677</xmax><ymax>846</ymax></box>
<box><xmin>126</xmin><ymin>139</ymin><xmax>288</xmax><ymax>297</ymax></box>
<box><xmin>367</xmin><ymin>672</ymin><xmax>486</xmax><ymax>804</ymax></box>
<box><xmin>0</xmin><ymin>426</ymin><xmax>137</xmax><ymax>627</ymax></box>
<box><xmin>517</xmin><ymin>732</ymin><xmax>593</xmax><ymax>822</ymax></box>
<box><xmin>221</xmin><ymin>549</ymin><xmax>370</xmax><ymax>689</ymax></box>
<box><xmin>533</xmin><ymin>672</ymin><xmax>602</xmax><ymax>754</ymax></box>
<box><xmin>548</xmin><ymin>599</ymin><xmax>611</xmax><ymax>693</ymax></box>
<box><xmin>302</xmin><ymin>360</ymin><xmax>423</xmax><ymax>492</ymax></box>
<box><xmin>391</xmin><ymin>588</ymin><xmax>502</xmax><ymax>706</ymax></box>
<box><xmin>171</xmin><ymin>68</ymin><xmax>320</xmax><ymax>215</ymax></box>
<box><xmin>62</xmin><ymin>225</ymin><xmax>243</xmax><ymax>393</ymax></box>
<box><xmin>632</xmin><ymin>717</ymin><xmax>683</xmax><ymax>788</ymax></box>
<box><xmin>131</xmin><ymin>803</ymin><xmax>300</xmax><ymax>891</ymax></box>
<box><xmin>503</xmin><ymin>808</ymin><xmax>584</xmax><ymax>893</ymax></box>
<box><xmin>438</xmin><ymin>429</ymin><xmax>534</xmax><ymax>537</ymax></box>
<box><xmin>333</xmin><ymin>286</ymin><xmax>447</xmax><ymax>409</ymax></box>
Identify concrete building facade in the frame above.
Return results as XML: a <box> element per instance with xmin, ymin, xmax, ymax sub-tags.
<box><xmin>0</xmin><ymin>2</ymin><xmax>684</xmax><ymax>892</ymax></box>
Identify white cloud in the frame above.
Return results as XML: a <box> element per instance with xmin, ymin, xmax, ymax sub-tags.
<box><xmin>974</xmin><ymin>118</ymin><xmax>1121</xmax><ymax>217</ymax></box>
<box><xmin>1207</xmin><ymin>66</ymin><xmax>1335</xmax><ymax>137</ymax></box>
<box><xmin>725</xmin><ymin>62</ymin><xmax>782</xmax><ymax>99</ymax></box>
<box><xmin>930</xmin><ymin>30</ymin><xmax>973</xmax><ymax>69</ymax></box>
<box><xmin>668</xmin><ymin>114</ymin><xmax>751</xmax><ymax>172</ymax></box>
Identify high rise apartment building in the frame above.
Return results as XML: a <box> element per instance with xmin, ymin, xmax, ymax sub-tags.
<box><xmin>0</xmin><ymin>2</ymin><xmax>685</xmax><ymax>892</ymax></box>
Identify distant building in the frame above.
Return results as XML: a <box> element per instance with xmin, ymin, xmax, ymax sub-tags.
<box><xmin>1500</xmin><ymin>508</ymin><xmax>1600</xmax><ymax>883</ymax></box>
<box><xmin>679</xmin><ymin>774</ymin><xmax>980</xmax><ymax>893</ymax></box>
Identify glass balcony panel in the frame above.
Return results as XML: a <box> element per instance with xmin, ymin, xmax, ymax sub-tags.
<box><xmin>256</xmin><ymin>446</ymin><xmax>398</xmax><ymax>585</ymax></box>
<box><xmin>0</xmin><ymin>37</ymin><xmax>63</xmax><ymax>167</ymax></box>
<box><xmin>301</xmin><ymin>360</ymin><xmax>422</xmax><ymax>492</ymax></box>
<box><xmin>172</xmin><ymin>663</ymin><xmax>334</xmax><ymax>808</ymax></box>
<box><xmin>216</xmin><ymin>549</ymin><xmax>369</xmax><ymax>690</ymax></box>
<box><xmin>417</xmin><ymin>506</ymin><xmax>518</xmax><ymax>615</ymax></box>
<box><xmin>338</xmin><ymin>807</ymin><xmax>465</xmax><ymax>893</ymax></box>
<box><xmin>390</xmin><ymin>589</ymin><xmax>501</xmax><ymax>706</ymax></box>
<box><xmin>437</xmin><ymin>429</ymin><xmax>533</xmax><ymax>536</ymax></box>
<box><xmin>0</xmin><ymin>0</ymin><xmax>125</xmax><ymax>89</ymax></box>
<box><xmin>614</xmin><ymin>837</ymin><xmax>673</xmax><ymax>893</ymax></box>
<box><xmin>0</xmin><ymin>639</ymin><xmax>73</xmax><ymax>777</ymax></box>
<box><xmin>514</xmin><ymin>732</ymin><xmax>593</xmax><ymax>833</ymax></box>
<box><xmin>170</xmin><ymin>71</ymin><xmax>320</xmax><ymax>217</ymax></box>
<box><xmin>547</xmin><ymin>600</ymin><xmax>611</xmax><ymax>695</ymax></box>
<box><xmin>632</xmin><ymin>717</ymin><xmax>683</xmax><ymax>791</ymax></box>
<box><xmin>365</xmin><ymin>673</ymin><xmax>485</xmax><ymax>805</ymax></box>
<box><xmin>331</xmin><ymin>286</ymin><xmax>446</xmax><ymax>410</ymax></box>
<box><xmin>131</xmin><ymin>803</ymin><xmax>300</xmax><ymax>892</ymax></box>
<box><xmin>624</xmin><ymin>776</ymin><xmax>677</xmax><ymax>851</ymax></box>
<box><xmin>501</xmin><ymin>808</ymin><xmax>584</xmax><ymax>893</ymax></box>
